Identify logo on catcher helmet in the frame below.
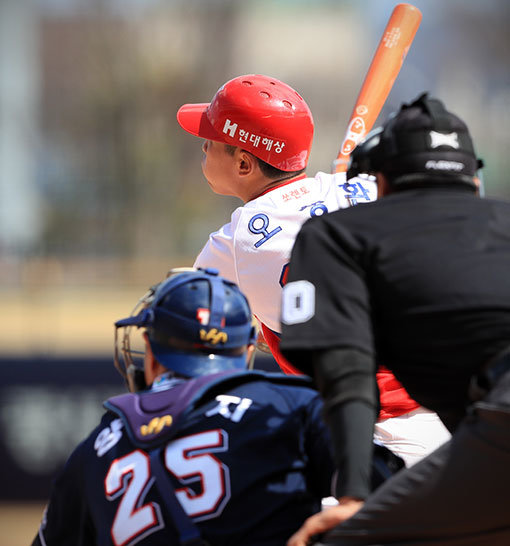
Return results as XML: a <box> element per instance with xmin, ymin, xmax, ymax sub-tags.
<box><xmin>140</xmin><ymin>415</ymin><xmax>173</xmax><ymax>436</ymax></box>
<box><xmin>200</xmin><ymin>328</ymin><xmax>228</xmax><ymax>345</ymax></box>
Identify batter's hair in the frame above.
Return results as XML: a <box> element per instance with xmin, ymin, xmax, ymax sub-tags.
<box><xmin>225</xmin><ymin>144</ymin><xmax>305</xmax><ymax>180</ymax></box>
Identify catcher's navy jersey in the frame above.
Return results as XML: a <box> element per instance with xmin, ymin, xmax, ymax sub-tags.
<box><xmin>34</xmin><ymin>370</ymin><xmax>335</xmax><ymax>546</ymax></box>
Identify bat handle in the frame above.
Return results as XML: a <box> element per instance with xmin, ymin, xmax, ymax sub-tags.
<box><xmin>332</xmin><ymin>158</ymin><xmax>349</xmax><ymax>174</ymax></box>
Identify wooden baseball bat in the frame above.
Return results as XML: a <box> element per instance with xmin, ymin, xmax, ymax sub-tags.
<box><xmin>333</xmin><ymin>3</ymin><xmax>422</xmax><ymax>174</ymax></box>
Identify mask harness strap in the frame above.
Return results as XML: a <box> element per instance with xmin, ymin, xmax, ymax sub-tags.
<box><xmin>149</xmin><ymin>448</ymin><xmax>209</xmax><ymax>546</ymax></box>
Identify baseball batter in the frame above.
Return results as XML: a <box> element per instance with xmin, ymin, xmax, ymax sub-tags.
<box><xmin>176</xmin><ymin>74</ymin><xmax>450</xmax><ymax>465</ymax></box>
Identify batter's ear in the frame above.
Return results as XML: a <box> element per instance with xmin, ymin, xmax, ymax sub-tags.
<box><xmin>237</xmin><ymin>149</ymin><xmax>257</xmax><ymax>177</ymax></box>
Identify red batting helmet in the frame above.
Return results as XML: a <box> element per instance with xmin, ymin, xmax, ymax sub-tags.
<box><xmin>177</xmin><ymin>74</ymin><xmax>314</xmax><ymax>171</ymax></box>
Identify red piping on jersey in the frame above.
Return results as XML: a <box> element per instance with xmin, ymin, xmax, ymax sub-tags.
<box><xmin>254</xmin><ymin>174</ymin><xmax>308</xmax><ymax>200</ymax></box>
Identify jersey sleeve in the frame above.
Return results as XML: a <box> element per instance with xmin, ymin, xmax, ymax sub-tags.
<box><xmin>280</xmin><ymin>212</ymin><xmax>375</xmax><ymax>356</ymax></box>
<box><xmin>34</xmin><ymin>441</ymin><xmax>95</xmax><ymax>545</ymax></box>
<box><xmin>194</xmin><ymin>217</ymin><xmax>239</xmax><ymax>285</ymax></box>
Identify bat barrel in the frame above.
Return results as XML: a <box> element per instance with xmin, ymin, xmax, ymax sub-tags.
<box><xmin>333</xmin><ymin>3</ymin><xmax>422</xmax><ymax>174</ymax></box>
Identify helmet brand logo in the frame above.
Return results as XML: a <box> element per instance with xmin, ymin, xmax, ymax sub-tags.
<box><xmin>223</xmin><ymin>118</ymin><xmax>238</xmax><ymax>138</ymax></box>
<box><xmin>222</xmin><ymin>118</ymin><xmax>286</xmax><ymax>155</ymax></box>
<box><xmin>140</xmin><ymin>415</ymin><xmax>173</xmax><ymax>436</ymax></box>
<box><xmin>429</xmin><ymin>131</ymin><xmax>459</xmax><ymax>149</ymax></box>
<box><xmin>425</xmin><ymin>160</ymin><xmax>464</xmax><ymax>172</ymax></box>
<box><xmin>200</xmin><ymin>328</ymin><xmax>228</xmax><ymax>345</ymax></box>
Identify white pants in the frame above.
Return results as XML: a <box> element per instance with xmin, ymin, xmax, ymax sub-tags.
<box><xmin>322</xmin><ymin>407</ymin><xmax>450</xmax><ymax>509</ymax></box>
<box><xmin>373</xmin><ymin>406</ymin><xmax>451</xmax><ymax>467</ymax></box>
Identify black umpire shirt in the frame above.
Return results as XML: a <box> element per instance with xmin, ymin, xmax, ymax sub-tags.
<box><xmin>280</xmin><ymin>183</ymin><xmax>510</xmax><ymax>496</ymax></box>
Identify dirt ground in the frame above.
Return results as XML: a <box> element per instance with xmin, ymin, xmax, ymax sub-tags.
<box><xmin>0</xmin><ymin>502</ymin><xmax>46</xmax><ymax>546</ymax></box>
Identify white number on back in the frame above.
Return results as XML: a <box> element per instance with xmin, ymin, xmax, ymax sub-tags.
<box><xmin>105</xmin><ymin>450</ymin><xmax>163</xmax><ymax>545</ymax></box>
<box><xmin>104</xmin><ymin>430</ymin><xmax>231</xmax><ymax>544</ymax></box>
<box><xmin>165</xmin><ymin>429</ymin><xmax>230</xmax><ymax>521</ymax></box>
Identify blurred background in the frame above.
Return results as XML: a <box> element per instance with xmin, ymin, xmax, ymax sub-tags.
<box><xmin>1</xmin><ymin>0</ymin><xmax>509</xmax><ymax>543</ymax></box>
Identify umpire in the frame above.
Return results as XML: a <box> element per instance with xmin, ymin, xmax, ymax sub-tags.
<box><xmin>280</xmin><ymin>92</ymin><xmax>510</xmax><ymax>545</ymax></box>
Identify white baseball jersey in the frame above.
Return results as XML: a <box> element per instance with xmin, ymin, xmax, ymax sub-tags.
<box><xmin>194</xmin><ymin>171</ymin><xmax>377</xmax><ymax>334</ymax></box>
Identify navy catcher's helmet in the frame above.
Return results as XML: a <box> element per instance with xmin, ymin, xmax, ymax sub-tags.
<box><xmin>114</xmin><ymin>268</ymin><xmax>257</xmax><ymax>391</ymax></box>
<box><xmin>347</xmin><ymin>92</ymin><xmax>483</xmax><ymax>190</ymax></box>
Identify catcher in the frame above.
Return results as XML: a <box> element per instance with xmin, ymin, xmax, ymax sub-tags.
<box><xmin>32</xmin><ymin>268</ymin><xmax>403</xmax><ymax>545</ymax></box>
